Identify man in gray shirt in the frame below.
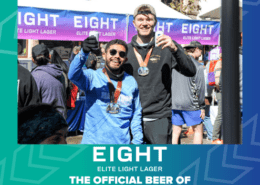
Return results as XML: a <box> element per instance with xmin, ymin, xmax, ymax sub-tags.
<box><xmin>171</xmin><ymin>41</ymin><xmax>205</xmax><ymax>144</ymax></box>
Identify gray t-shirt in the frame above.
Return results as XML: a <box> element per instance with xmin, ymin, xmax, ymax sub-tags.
<box><xmin>172</xmin><ymin>56</ymin><xmax>205</xmax><ymax>111</ymax></box>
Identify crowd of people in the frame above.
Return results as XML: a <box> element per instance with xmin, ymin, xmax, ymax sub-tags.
<box><xmin>18</xmin><ymin>4</ymin><xmax>230</xmax><ymax>145</ymax></box>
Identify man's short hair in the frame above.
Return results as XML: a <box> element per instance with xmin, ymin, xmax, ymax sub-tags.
<box><xmin>185</xmin><ymin>47</ymin><xmax>196</xmax><ymax>53</ymax></box>
<box><xmin>18</xmin><ymin>101</ymin><xmax>68</xmax><ymax>144</ymax></box>
<box><xmin>105</xmin><ymin>39</ymin><xmax>128</xmax><ymax>56</ymax></box>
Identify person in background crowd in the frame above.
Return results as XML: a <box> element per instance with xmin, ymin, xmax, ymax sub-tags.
<box><xmin>18</xmin><ymin>64</ymin><xmax>41</xmax><ymax>110</ymax></box>
<box><xmin>123</xmin><ymin>4</ymin><xmax>196</xmax><ymax>144</ymax></box>
<box><xmin>100</xmin><ymin>43</ymin><xmax>107</xmax><ymax>55</ymax></box>
<box><xmin>203</xmin><ymin>62</ymin><xmax>214</xmax><ymax>141</ymax></box>
<box><xmin>212</xmin><ymin>53</ymin><xmax>223</xmax><ymax>144</ymax></box>
<box><xmin>49</xmin><ymin>49</ymin><xmax>72</xmax><ymax>102</ymax></box>
<box><xmin>203</xmin><ymin>45</ymin><xmax>212</xmax><ymax>65</ymax></box>
<box><xmin>68</xmin><ymin>37</ymin><xmax>143</xmax><ymax>144</ymax></box>
<box><xmin>100</xmin><ymin>43</ymin><xmax>107</xmax><ymax>60</ymax></box>
<box><xmin>68</xmin><ymin>46</ymin><xmax>81</xmax><ymax>64</ymax></box>
<box><xmin>239</xmin><ymin>46</ymin><xmax>243</xmax><ymax>144</ymax></box>
<box><xmin>68</xmin><ymin>47</ymin><xmax>81</xmax><ymax>109</ymax></box>
<box><xmin>31</xmin><ymin>44</ymin><xmax>67</xmax><ymax>119</ymax></box>
<box><xmin>239</xmin><ymin>46</ymin><xmax>243</xmax><ymax>115</ymax></box>
<box><xmin>171</xmin><ymin>41</ymin><xmax>205</xmax><ymax>144</ymax></box>
<box><xmin>18</xmin><ymin>102</ymin><xmax>68</xmax><ymax>144</ymax></box>
<box><xmin>49</xmin><ymin>49</ymin><xmax>70</xmax><ymax>89</ymax></box>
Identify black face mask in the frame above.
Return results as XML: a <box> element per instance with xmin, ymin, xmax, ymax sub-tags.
<box><xmin>105</xmin><ymin>66</ymin><xmax>124</xmax><ymax>81</ymax></box>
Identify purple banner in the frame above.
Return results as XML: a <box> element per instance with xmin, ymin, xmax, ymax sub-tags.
<box><xmin>128</xmin><ymin>16</ymin><xmax>220</xmax><ymax>45</ymax></box>
<box><xmin>18</xmin><ymin>7</ymin><xmax>127</xmax><ymax>41</ymax></box>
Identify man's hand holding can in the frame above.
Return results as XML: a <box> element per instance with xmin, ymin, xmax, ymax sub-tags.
<box><xmin>82</xmin><ymin>36</ymin><xmax>99</xmax><ymax>53</ymax></box>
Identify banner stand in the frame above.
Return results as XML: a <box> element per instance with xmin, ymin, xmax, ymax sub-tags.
<box><xmin>126</xmin><ymin>14</ymin><xmax>130</xmax><ymax>43</ymax></box>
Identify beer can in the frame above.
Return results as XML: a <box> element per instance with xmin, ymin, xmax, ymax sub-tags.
<box><xmin>155</xmin><ymin>31</ymin><xmax>164</xmax><ymax>47</ymax></box>
<box><xmin>89</xmin><ymin>31</ymin><xmax>99</xmax><ymax>50</ymax></box>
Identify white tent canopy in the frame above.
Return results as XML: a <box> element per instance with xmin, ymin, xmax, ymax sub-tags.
<box><xmin>18</xmin><ymin>0</ymin><xmax>191</xmax><ymax>20</ymax></box>
<box><xmin>199</xmin><ymin>0</ymin><xmax>242</xmax><ymax>20</ymax></box>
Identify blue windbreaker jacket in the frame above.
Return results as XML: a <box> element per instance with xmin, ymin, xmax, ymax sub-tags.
<box><xmin>68</xmin><ymin>49</ymin><xmax>143</xmax><ymax>144</ymax></box>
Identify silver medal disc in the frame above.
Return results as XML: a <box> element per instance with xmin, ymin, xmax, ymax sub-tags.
<box><xmin>138</xmin><ymin>67</ymin><xmax>149</xmax><ymax>76</ymax></box>
<box><xmin>106</xmin><ymin>103</ymin><xmax>120</xmax><ymax>114</ymax></box>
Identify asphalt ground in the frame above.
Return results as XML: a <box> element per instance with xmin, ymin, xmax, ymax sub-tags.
<box><xmin>66</xmin><ymin>125</ymin><xmax>212</xmax><ymax>144</ymax></box>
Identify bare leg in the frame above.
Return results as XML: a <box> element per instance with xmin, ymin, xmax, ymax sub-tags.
<box><xmin>193</xmin><ymin>123</ymin><xmax>203</xmax><ymax>144</ymax></box>
<box><xmin>172</xmin><ymin>125</ymin><xmax>182</xmax><ymax>144</ymax></box>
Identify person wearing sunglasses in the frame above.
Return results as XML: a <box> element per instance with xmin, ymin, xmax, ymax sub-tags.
<box><xmin>123</xmin><ymin>4</ymin><xmax>196</xmax><ymax>144</ymax></box>
<box><xmin>68</xmin><ymin>36</ymin><xmax>143</xmax><ymax>144</ymax></box>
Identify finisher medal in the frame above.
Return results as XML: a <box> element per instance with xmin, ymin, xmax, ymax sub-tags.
<box><xmin>138</xmin><ymin>66</ymin><xmax>149</xmax><ymax>76</ymax></box>
<box><xmin>133</xmin><ymin>46</ymin><xmax>153</xmax><ymax>77</ymax></box>
<box><xmin>106</xmin><ymin>103</ymin><xmax>120</xmax><ymax>114</ymax></box>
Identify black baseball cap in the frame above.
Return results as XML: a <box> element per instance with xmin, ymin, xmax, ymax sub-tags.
<box><xmin>184</xmin><ymin>41</ymin><xmax>203</xmax><ymax>50</ymax></box>
<box><xmin>32</xmin><ymin>44</ymin><xmax>49</xmax><ymax>59</ymax></box>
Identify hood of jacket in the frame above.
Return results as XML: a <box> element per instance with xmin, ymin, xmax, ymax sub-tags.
<box><xmin>130</xmin><ymin>34</ymin><xmax>155</xmax><ymax>50</ymax></box>
<box><xmin>32</xmin><ymin>63</ymin><xmax>63</xmax><ymax>79</ymax></box>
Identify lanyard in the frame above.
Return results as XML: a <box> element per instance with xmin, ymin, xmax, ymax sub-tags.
<box><xmin>133</xmin><ymin>47</ymin><xmax>153</xmax><ymax>67</ymax></box>
<box><xmin>102</xmin><ymin>68</ymin><xmax>122</xmax><ymax>103</ymax></box>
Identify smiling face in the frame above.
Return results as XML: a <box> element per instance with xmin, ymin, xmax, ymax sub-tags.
<box><xmin>103</xmin><ymin>44</ymin><xmax>127</xmax><ymax>73</ymax></box>
<box><xmin>133</xmin><ymin>13</ymin><xmax>156</xmax><ymax>38</ymax></box>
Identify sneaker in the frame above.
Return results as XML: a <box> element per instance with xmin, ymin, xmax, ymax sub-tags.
<box><xmin>183</xmin><ymin>127</ymin><xmax>194</xmax><ymax>136</ymax></box>
<box><xmin>212</xmin><ymin>139</ymin><xmax>223</xmax><ymax>144</ymax></box>
<box><xmin>206</xmin><ymin>137</ymin><xmax>212</xmax><ymax>141</ymax></box>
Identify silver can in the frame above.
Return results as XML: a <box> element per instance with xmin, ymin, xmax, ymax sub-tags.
<box><xmin>89</xmin><ymin>31</ymin><xmax>99</xmax><ymax>50</ymax></box>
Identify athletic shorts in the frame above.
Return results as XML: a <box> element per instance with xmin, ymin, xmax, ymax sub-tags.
<box><xmin>172</xmin><ymin>110</ymin><xmax>202</xmax><ymax>126</ymax></box>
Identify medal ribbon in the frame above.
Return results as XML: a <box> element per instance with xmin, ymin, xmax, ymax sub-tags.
<box><xmin>102</xmin><ymin>68</ymin><xmax>122</xmax><ymax>103</ymax></box>
<box><xmin>133</xmin><ymin>46</ymin><xmax>153</xmax><ymax>67</ymax></box>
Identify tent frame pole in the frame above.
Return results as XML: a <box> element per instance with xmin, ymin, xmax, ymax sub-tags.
<box><xmin>126</xmin><ymin>14</ymin><xmax>130</xmax><ymax>43</ymax></box>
